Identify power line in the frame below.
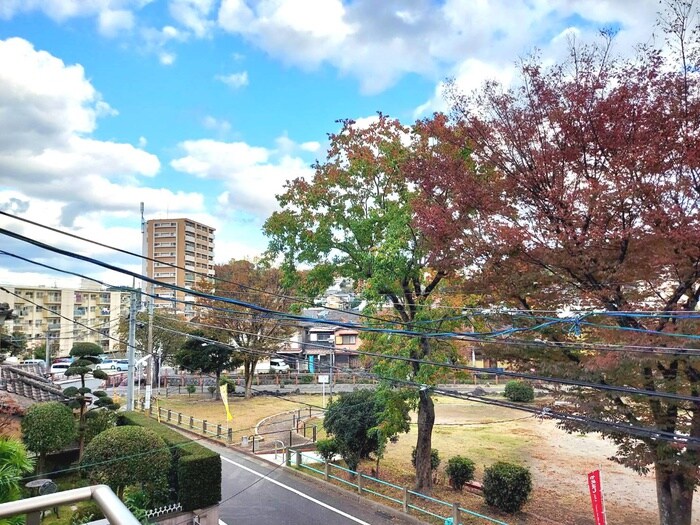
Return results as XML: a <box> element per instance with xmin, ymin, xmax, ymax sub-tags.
<box><xmin>0</xmin><ymin>211</ymin><xmax>400</xmax><ymax>327</ymax></box>
<box><xmin>152</xmin><ymin>320</ymin><xmax>700</xmax><ymax>403</ymax></box>
<box><xmin>0</xmin><ymin>233</ymin><xmax>570</xmax><ymax>340</ymax></box>
<box><xmin>6</xmin><ymin>244</ymin><xmax>700</xmax><ymax>406</ymax></box>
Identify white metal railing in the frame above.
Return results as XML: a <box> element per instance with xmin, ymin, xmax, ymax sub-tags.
<box><xmin>0</xmin><ymin>485</ymin><xmax>140</xmax><ymax>525</ymax></box>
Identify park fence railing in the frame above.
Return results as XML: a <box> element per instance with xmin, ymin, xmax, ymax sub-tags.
<box><xmin>287</xmin><ymin>449</ymin><xmax>509</xmax><ymax>525</ymax></box>
<box><xmin>139</xmin><ymin>403</ymin><xmax>319</xmax><ymax>452</ymax></box>
<box><xmin>139</xmin><ymin>404</ymin><xmax>507</xmax><ymax>525</ymax></box>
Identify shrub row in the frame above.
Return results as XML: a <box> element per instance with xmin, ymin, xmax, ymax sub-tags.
<box><xmin>403</xmin><ymin>447</ymin><xmax>532</xmax><ymax>514</ymax></box>
<box><xmin>118</xmin><ymin>412</ymin><xmax>221</xmax><ymax>511</ymax></box>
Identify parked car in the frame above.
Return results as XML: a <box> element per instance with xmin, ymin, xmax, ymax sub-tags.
<box><xmin>49</xmin><ymin>362</ymin><xmax>71</xmax><ymax>375</ymax></box>
<box><xmin>95</xmin><ymin>359</ymin><xmax>128</xmax><ymax>371</ymax></box>
<box><xmin>21</xmin><ymin>359</ymin><xmax>45</xmax><ymax>365</ymax></box>
<box><xmin>269</xmin><ymin>358</ymin><xmax>291</xmax><ymax>373</ymax></box>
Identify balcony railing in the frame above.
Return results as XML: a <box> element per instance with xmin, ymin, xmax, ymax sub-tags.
<box><xmin>0</xmin><ymin>485</ymin><xmax>140</xmax><ymax>525</ymax></box>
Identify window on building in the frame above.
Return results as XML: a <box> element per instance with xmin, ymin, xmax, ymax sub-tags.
<box><xmin>340</xmin><ymin>334</ymin><xmax>357</xmax><ymax>344</ymax></box>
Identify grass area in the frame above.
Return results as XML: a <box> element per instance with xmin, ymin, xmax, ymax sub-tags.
<box><xmin>154</xmin><ymin>393</ymin><xmax>324</xmax><ymax>435</ymax></box>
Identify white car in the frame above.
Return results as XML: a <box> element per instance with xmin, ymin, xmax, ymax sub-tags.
<box><xmin>49</xmin><ymin>362</ymin><xmax>71</xmax><ymax>375</ymax></box>
<box><xmin>95</xmin><ymin>359</ymin><xmax>128</xmax><ymax>371</ymax></box>
<box><xmin>269</xmin><ymin>358</ymin><xmax>290</xmax><ymax>373</ymax></box>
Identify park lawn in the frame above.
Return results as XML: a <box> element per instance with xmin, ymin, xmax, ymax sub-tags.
<box><xmin>154</xmin><ymin>393</ymin><xmax>323</xmax><ymax>435</ymax></box>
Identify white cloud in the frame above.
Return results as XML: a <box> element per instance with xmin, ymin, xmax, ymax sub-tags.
<box><xmin>159</xmin><ymin>52</ymin><xmax>176</xmax><ymax>65</ymax></box>
<box><xmin>216</xmin><ymin>71</ymin><xmax>249</xmax><ymax>89</ymax></box>
<box><xmin>98</xmin><ymin>9</ymin><xmax>135</xmax><ymax>37</ymax></box>
<box><xmin>171</xmin><ymin>139</ymin><xmax>268</xmax><ymax>178</ymax></box>
<box><xmin>414</xmin><ymin>58</ymin><xmax>516</xmax><ymax>117</ymax></box>
<box><xmin>214</xmin><ymin>0</ymin><xmax>660</xmax><ymax>95</ymax></box>
<box><xmin>171</xmin><ymin>137</ymin><xmax>314</xmax><ymax>218</ymax></box>
<box><xmin>140</xmin><ymin>25</ymin><xmax>186</xmax><ymax>65</ymax></box>
<box><xmin>202</xmin><ymin>115</ymin><xmax>232</xmax><ymax>134</ymax></box>
<box><xmin>169</xmin><ymin>0</ymin><xmax>216</xmax><ymax>38</ymax></box>
<box><xmin>300</xmin><ymin>141</ymin><xmax>321</xmax><ymax>153</ymax></box>
<box><xmin>0</xmin><ymin>37</ymin><xmax>212</xmax><ymax>239</ymax></box>
<box><xmin>0</xmin><ymin>1</ymin><xmax>148</xmax><ymax>34</ymax></box>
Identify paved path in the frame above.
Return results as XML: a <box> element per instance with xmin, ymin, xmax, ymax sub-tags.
<box><xmin>199</xmin><ymin>440</ymin><xmax>425</xmax><ymax>525</ymax></box>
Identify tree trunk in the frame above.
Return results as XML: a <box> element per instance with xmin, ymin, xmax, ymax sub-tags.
<box><xmin>245</xmin><ymin>372</ymin><xmax>254</xmax><ymax>399</ymax></box>
<box><xmin>78</xmin><ymin>403</ymin><xmax>86</xmax><ymax>460</ymax></box>
<box><xmin>656</xmin><ymin>462</ymin><xmax>695</xmax><ymax>525</ymax></box>
<box><xmin>414</xmin><ymin>388</ymin><xmax>435</xmax><ymax>493</ymax></box>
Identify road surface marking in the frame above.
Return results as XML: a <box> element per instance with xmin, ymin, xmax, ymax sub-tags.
<box><xmin>222</xmin><ymin>456</ymin><xmax>370</xmax><ymax>525</ymax></box>
<box><xmin>218</xmin><ymin>520</ymin><xmax>227</xmax><ymax>525</ymax></box>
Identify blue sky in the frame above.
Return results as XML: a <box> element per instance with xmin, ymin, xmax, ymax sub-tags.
<box><xmin>0</xmin><ymin>0</ymin><xmax>661</xmax><ymax>288</ymax></box>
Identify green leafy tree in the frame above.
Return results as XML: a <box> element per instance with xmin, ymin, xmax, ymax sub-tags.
<box><xmin>80</xmin><ymin>426</ymin><xmax>171</xmax><ymax>500</ymax></box>
<box><xmin>0</xmin><ymin>437</ymin><xmax>34</xmax><ymax>525</ymax></box>
<box><xmin>0</xmin><ymin>329</ymin><xmax>26</xmax><ymax>357</ymax></box>
<box><xmin>324</xmin><ymin>389</ymin><xmax>379</xmax><ymax>472</ymax></box>
<box><xmin>315</xmin><ymin>438</ymin><xmax>339</xmax><ymax>463</ymax></box>
<box><xmin>29</xmin><ymin>345</ymin><xmax>46</xmax><ymax>362</ymax></box>
<box><xmin>368</xmin><ymin>387</ymin><xmax>411</xmax><ymax>476</ymax></box>
<box><xmin>21</xmin><ymin>401</ymin><xmax>76</xmax><ymax>474</ymax></box>
<box><xmin>62</xmin><ymin>343</ymin><xmax>116</xmax><ymax>459</ymax></box>
<box><xmin>264</xmin><ymin>114</ymin><xmax>464</xmax><ymax>492</ymax></box>
<box><xmin>175</xmin><ymin>331</ymin><xmax>243</xmax><ymax>397</ymax></box>
<box><xmin>323</xmin><ymin>388</ymin><xmax>409</xmax><ymax>473</ymax></box>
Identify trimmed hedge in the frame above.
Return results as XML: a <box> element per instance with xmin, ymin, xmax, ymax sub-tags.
<box><xmin>118</xmin><ymin>412</ymin><xmax>221</xmax><ymax>510</ymax></box>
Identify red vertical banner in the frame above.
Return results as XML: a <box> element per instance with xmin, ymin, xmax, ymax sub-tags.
<box><xmin>587</xmin><ymin>470</ymin><xmax>607</xmax><ymax>525</ymax></box>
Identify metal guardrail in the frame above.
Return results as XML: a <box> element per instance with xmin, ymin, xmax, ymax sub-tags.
<box><xmin>0</xmin><ymin>484</ymin><xmax>140</xmax><ymax>525</ymax></box>
<box><xmin>142</xmin><ymin>404</ymin><xmax>319</xmax><ymax>452</ymax></box>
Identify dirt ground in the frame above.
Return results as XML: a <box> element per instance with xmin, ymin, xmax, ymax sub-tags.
<box><xmin>380</xmin><ymin>398</ymin><xmax>700</xmax><ymax>525</ymax></box>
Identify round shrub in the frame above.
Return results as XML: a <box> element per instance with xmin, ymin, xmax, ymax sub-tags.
<box><xmin>482</xmin><ymin>461</ymin><xmax>532</xmax><ymax>513</ymax></box>
<box><xmin>504</xmin><ymin>381</ymin><xmax>534</xmax><ymax>402</ymax></box>
<box><xmin>445</xmin><ymin>456</ymin><xmax>475</xmax><ymax>491</ymax></box>
<box><xmin>22</xmin><ymin>401</ymin><xmax>76</xmax><ymax>473</ymax></box>
<box><xmin>315</xmin><ymin>438</ymin><xmax>339</xmax><ymax>463</ymax></box>
<box><xmin>411</xmin><ymin>447</ymin><xmax>440</xmax><ymax>471</ymax></box>
<box><xmin>81</xmin><ymin>425</ymin><xmax>171</xmax><ymax>499</ymax></box>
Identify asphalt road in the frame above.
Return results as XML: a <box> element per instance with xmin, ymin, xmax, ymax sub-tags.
<box><xmin>206</xmin><ymin>442</ymin><xmax>422</xmax><ymax>525</ymax></box>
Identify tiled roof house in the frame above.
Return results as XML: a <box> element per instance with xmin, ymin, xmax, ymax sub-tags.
<box><xmin>0</xmin><ymin>364</ymin><xmax>67</xmax><ymax>408</ymax></box>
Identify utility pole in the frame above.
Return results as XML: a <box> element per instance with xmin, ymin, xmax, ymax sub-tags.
<box><xmin>44</xmin><ymin>331</ymin><xmax>50</xmax><ymax>369</ymax></box>
<box><xmin>141</xmin><ymin>201</ymin><xmax>155</xmax><ymax>406</ymax></box>
<box><xmin>126</xmin><ymin>289</ymin><xmax>139</xmax><ymax>411</ymax></box>
<box><xmin>145</xmin><ymin>299</ymin><xmax>154</xmax><ymax>407</ymax></box>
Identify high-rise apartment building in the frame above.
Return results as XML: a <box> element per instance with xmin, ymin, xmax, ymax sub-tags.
<box><xmin>0</xmin><ymin>281</ymin><xmax>129</xmax><ymax>356</ymax></box>
<box><xmin>144</xmin><ymin>218</ymin><xmax>215</xmax><ymax>317</ymax></box>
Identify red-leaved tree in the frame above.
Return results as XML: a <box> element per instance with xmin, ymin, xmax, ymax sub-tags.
<box><xmin>411</xmin><ymin>5</ymin><xmax>700</xmax><ymax>524</ymax></box>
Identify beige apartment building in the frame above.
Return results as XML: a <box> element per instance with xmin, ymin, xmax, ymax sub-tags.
<box><xmin>0</xmin><ymin>280</ymin><xmax>128</xmax><ymax>356</ymax></box>
<box><xmin>144</xmin><ymin>218</ymin><xmax>215</xmax><ymax>317</ymax></box>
